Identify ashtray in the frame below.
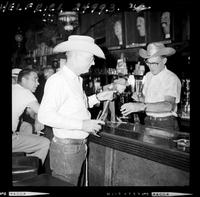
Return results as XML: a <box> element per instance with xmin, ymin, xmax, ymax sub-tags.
<box><xmin>173</xmin><ymin>139</ymin><xmax>190</xmax><ymax>152</ymax></box>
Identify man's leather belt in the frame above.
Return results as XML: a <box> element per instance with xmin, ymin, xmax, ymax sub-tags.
<box><xmin>147</xmin><ymin>115</ymin><xmax>173</xmax><ymax>121</ymax></box>
<box><xmin>53</xmin><ymin>136</ymin><xmax>87</xmax><ymax>145</ymax></box>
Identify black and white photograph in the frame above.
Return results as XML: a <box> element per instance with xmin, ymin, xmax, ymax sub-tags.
<box><xmin>0</xmin><ymin>0</ymin><xmax>195</xmax><ymax>196</ymax></box>
<box><xmin>125</xmin><ymin>11</ymin><xmax>147</xmax><ymax>47</ymax></box>
<box><xmin>105</xmin><ymin>12</ymin><xmax>124</xmax><ymax>49</ymax></box>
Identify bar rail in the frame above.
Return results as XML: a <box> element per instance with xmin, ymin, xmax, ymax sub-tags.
<box><xmin>89</xmin><ymin>122</ymin><xmax>190</xmax><ymax>172</ymax></box>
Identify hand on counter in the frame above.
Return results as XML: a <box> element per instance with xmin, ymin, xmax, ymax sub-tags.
<box><xmin>120</xmin><ymin>102</ymin><xmax>146</xmax><ymax>116</ymax></box>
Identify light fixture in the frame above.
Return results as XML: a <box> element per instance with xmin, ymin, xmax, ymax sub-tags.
<box><xmin>15</xmin><ymin>27</ymin><xmax>23</xmax><ymax>48</ymax></box>
<box><xmin>58</xmin><ymin>11</ymin><xmax>79</xmax><ymax>31</ymax></box>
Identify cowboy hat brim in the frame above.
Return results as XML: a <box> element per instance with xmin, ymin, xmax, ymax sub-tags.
<box><xmin>53</xmin><ymin>40</ymin><xmax>105</xmax><ymax>59</ymax></box>
<box><xmin>139</xmin><ymin>47</ymin><xmax>176</xmax><ymax>59</ymax></box>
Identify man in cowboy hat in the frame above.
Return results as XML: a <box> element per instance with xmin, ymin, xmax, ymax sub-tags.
<box><xmin>120</xmin><ymin>42</ymin><xmax>181</xmax><ymax>131</ymax></box>
<box><xmin>38</xmin><ymin>35</ymin><xmax>115</xmax><ymax>185</ymax></box>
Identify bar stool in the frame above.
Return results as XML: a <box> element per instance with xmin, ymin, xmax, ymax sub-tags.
<box><xmin>12</xmin><ymin>152</ymin><xmax>40</xmax><ymax>183</ymax></box>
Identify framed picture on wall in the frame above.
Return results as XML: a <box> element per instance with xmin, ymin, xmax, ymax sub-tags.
<box><xmin>171</xmin><ymin>9</ymin><xmax>190</xmax><ymax>42</ymax></box>
<box><xmin>124</xmin><ymin>11</ymin><xmax>147</xmax><ymax>48</ymax></box>
<box><xmin>105</xmin><ymin>13</ymin><xmax>124</xmax><ymax>50</ymax></box>
<box><xmin>146</xmin><ymin>10</ymin><xmax>172</xmax><ymax>44</ymax></box>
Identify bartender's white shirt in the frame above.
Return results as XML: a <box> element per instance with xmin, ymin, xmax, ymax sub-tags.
<box><xmin>143</xmin><ymin>67</ymin><xmax>181</xmax><ymax>117</ymax></box>
<box><xmin>38</xmin><ymin>66</ymin><xmax>99</xmax><ymax>139</ymax></box>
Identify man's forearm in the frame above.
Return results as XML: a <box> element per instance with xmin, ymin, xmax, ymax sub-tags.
<box><xmin>145</xmin><ymin>101</ymin><xmax>175</xmax><ymax>113</ymax></box>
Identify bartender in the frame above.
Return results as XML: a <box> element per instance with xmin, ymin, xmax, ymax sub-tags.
<box><xmin>120</xmin><ymin>42</ymin><xmax>181</xmax><ymax>131</ymax></box>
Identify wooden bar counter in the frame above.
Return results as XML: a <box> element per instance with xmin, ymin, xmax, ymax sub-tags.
<box><xmin>88</xmin><ymin>122</ymin><xmax>190</xmax><ymax>186</ymax></box>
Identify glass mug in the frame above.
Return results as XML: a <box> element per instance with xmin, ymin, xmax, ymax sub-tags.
<box><xmin>135</xmin><ymin>79</ymin><xmax>143</xmax><ymax>98</ymax></box>
<box><xmin>114</xmin><ymin>92</ymin><xmax>133</xmax><ymax>122</ymax></box>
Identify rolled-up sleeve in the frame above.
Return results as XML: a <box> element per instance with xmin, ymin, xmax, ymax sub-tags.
<box><xmin>88</xmin><ymin>94</ymin><xmax>100</xmax><ymax>108</ymax></box>
<box><xmin>164</xmin><ymin>75</ymin><xmax>181</xmax><ymax>103</ymax></box>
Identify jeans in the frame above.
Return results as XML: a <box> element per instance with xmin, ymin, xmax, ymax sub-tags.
<box><xmin>50</xmin><ymin>137</ymin><xmax>87</xmax><ymax>186</ymax></box>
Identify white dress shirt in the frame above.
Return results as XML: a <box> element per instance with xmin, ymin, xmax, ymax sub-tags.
<box><xmin>12</xmin><ymin>84</ymin><xmax>37</xmax><ymax>132</ymax></box>
<box><xmin>143</xmin><ymin>67</ymin><xmax>181</xmax><ymax>117</ymax></box>
<box><xmin>38</xmin><ymin>66</ymin><xmax>99</xmax><ymax>139</ymax></box>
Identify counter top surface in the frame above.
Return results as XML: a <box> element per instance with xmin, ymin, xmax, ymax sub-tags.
<box><xmin>89</xmin><ymin>121</ymin><xmax>190</xmax><ymax>172</ymax></box>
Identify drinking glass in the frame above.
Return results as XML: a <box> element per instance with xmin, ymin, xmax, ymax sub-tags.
<box><xmin>135</xmin><ymin>79</ymin><xmax>143</xmax><ymax>98</ymax></box>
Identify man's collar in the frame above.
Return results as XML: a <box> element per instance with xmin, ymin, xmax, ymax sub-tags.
<box><xmin>62</xmin><ymin>66</ymin><xmax>79</xmax><ymax>80</ymax></box>
<box><xmin>15</xmin><ymin>83</ymin><xmax>28</xmax><ymax>90</ymax></box>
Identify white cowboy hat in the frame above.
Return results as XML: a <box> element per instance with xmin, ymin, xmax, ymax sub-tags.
<box><xmin>139</xmin><ymin>42</ymin><xmax>176</xmax><ymax>59</ymax></box>
<box><xmin>12</xmin><ymin>68</ymin><xmax>22</xmax><ymax>77</ymax></box>
<box><xmin>53</xmin><ymin>35</ymin><xmax>105</xmax><ymax>59</ymax></box>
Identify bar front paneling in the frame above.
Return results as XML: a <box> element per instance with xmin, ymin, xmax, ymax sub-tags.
<box><xmin>88</xmin><ymin>122</ymin><xmax>189</xmax><ymax>186</ymax></box>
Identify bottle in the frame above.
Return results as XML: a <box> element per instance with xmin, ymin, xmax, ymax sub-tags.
<box><xmin>94</xmin><ymin>77</ymin><xmax>102</xmax><ymax>93</ymax></box>
<box><xmin>116</xmin><ymin>53</ymin><xmax>128</xmax><ymax>76</ymax></box>
<box><xmin>139</xmin><ymin>65</ymin><xmax>145</xmax><ymax>76</ymax></box>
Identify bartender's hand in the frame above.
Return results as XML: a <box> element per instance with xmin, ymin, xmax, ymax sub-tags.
<box><xmin>96</xmin><ymin>90</ymin><xmax>115</xmax><ymax>101</ymax></box>
<box><xmin>82</xmin><ymin>119</ymin><xmax>105</xmax><ymax>134</ymax></box>
<box><xmin>120</xmin><ymin>102</ymin><xmax>146</xmax><ymax>116</ymax></box>
<box><xmin>131</xmin><ymin>92</ymin><xmax>139</xmax><ymax>101</ymax></box>
<box><xmin>131</xmin><ymin>92</ymin><xmax>145</xmax><ymax>102</ymax></box>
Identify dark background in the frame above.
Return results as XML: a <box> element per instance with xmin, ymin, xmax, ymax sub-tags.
<box><xmin>0</xmin><ymin>0</ymin><xmax>196</xmax><ymax>195</ymax></box>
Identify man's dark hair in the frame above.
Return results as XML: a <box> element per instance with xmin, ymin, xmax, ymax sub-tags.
<box><xmin>17</xmin><ymin>68</ymin><xmax>38</xmax><ymax>83</ymax></box>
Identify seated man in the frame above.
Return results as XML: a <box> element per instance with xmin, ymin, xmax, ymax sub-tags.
<box><xmin>12</xmin><ymin>68</ymin><xmax>36</xmax><ymax>135</ymax></box>
<box><xmin>12</xmin><ymin>68</ymin><xmax>50</xmax><ymax>165</ymax></box>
